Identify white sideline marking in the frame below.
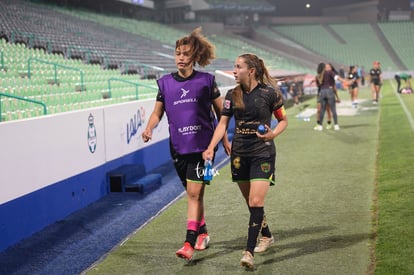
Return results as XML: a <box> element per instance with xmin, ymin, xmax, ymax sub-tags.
<box><xmin>296</xmin><ymin>108</ymin><xmax>317</xmax><ymax>118</ymax></box>
<box><xmin>296</xmin><ymin>100</ymin><xmax>370</xmax><ymax>118</ymax></box>
<box><xmin>390</xmin><ymin>82</ymin><xmax>414</xmax><ymax>132</ymax></box>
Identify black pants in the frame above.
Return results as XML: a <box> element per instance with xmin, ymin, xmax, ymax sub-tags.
<box><xmin>395</xmin><ymin>75</ymin><xmax>401</xmax><ymax>93</ymax></box>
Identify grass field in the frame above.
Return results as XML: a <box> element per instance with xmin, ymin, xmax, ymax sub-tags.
<box><xmin>83</xmin><ymin>82</ymin><xmax>413</xmax><ymax>275</ymax></box>
<box><xmin>373</xmin><ymin>81</ymin><xmax>414</xmax><ymax>274</ymax></box>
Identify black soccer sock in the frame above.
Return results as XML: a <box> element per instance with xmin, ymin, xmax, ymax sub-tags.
<box><xmin>247</xmin><ymin>207</ymin><xmax>264</xmax><ymax>255</ymax></box>
<box><xmin>198</xmin><ymin>223</ymin><xmax>207</xmax><ymax>234</ymax></box>
<box><xmin>185</xmin><ymin>230</ymin><xmax>198</xmax><ymax>248</ymax></box>
<box><xmin>260</xmin><ymin>214</ymin><xmax>272</xmax><ymax>238</ymax></box>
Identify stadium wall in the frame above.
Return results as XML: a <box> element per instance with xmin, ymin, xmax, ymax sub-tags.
<box><xmin>0</xmin><ymin>99</ymin><xmax>171</xmax><ymax>252</ymax></box>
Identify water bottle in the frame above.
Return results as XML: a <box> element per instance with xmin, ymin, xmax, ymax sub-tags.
<box><xmin>204</xmin><ymin>159</ymin><xmax>213</xmax><ymax>181</ymax></box>
<box><xmin>257</xmin><ymin>124</ymin><xmax>267</xmax><ymax>134</ymax></box>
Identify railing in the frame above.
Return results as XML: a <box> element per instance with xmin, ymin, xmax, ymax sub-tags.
<box><xmin>107</xmin><ymin>78</ymin><xmax>157</xmax><ymax>99</ymax></box>
<box><xmin>122</xmin><ymin>60</ymin><xmax>164</xmax><ymax>77</ymax></box>
<box><xmin>27</xmin><ymin>57</ymin><xmax>85</xmax><ymax>90</ymax></box>
<box><xmin>0</xmin><ymin>92</ymin><xmax>47</xmax><ymax>122</ymax></box>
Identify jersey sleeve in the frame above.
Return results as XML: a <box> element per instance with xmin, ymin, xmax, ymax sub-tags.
<box><xmin>272</xmin><ymin>87</ymin><xmax>284</xmax><ymax>111</ymax></box>
<box><xmin>221</xmin><ymin>89</ymin><xmax>234</xmax><ymax>117</ymax></box>
<box><xmin>211</xmin><ymin>80</ymin><xmax>221</xmax><ymax>100</ymax></box>
<box><xmin>156</xmin><ymin>90</ymin><xmax>164</xmax><ymax>102</ymax></box>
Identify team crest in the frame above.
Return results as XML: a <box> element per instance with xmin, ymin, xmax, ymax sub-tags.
<box><xmin>261</xmin><ymin>162</ymin><xmax>271</xmax><ymax>173</ymax></box>
<box><xmin>233</xmin><ymin>156</ymin><xmax>241</xmax><ymax>169</ymax></box>
<box><xmin>87</xmin><ymin>113</ymin><xmax>97</xmax><ymax>153</ymax></box>
<box><xmin>224</xmin><ymin>99</ymin><xmax>231</xmax><ymax>109</ymax></box>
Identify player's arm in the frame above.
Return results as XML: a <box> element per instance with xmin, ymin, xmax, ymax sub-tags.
<box><xmin>212</xmin><ymin>95</ymin><xmax>231</xmax><ymax>155</ymax></box>
<box><xmin>142</xmin><ymin>101</ymin><xmax>164</xmax><ymax>142</ymax></box>
<box><xmin>203</xmin><ymin>115</ymin><xmax>230</xmax><ymax>161</ymax></box>
<box><xmin>271</xmin><ymin>106</ymin><xmax>288</xmax><ymax>139</ymax></box>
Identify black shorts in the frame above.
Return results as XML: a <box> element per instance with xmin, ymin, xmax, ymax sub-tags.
<box><xmin>371</xmin><ymin>79</ymin><xmax>381</xmax><ymax>86</ymax></box>
<box><xmin>172</xmin><ymin>152</ymin><xmax>213</xmax><ymax>187</ymax></box>
<box><xmin>230</xmin><ymin>154</ymin><xmax>276</xmax><ymax>185</ymax></box>
<box><xmin>170</xmin><ymin>140</ymin><xmax>216</xmax><ymax>187</ymax></box>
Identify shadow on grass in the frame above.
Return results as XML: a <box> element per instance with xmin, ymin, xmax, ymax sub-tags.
<box><xmin>187</xmin><ymin>225</ymin><xmax>338</xmax><ymax>266</ymax></box>
<box><xmin>261</xmin><ymin>232</ymin><xmax>373</xmax><ymax>266</ymax></box>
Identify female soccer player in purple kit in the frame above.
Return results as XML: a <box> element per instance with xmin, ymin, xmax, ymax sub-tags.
<box><xmin>142</xmin><ymin>27</ymin><xmax>230</xmax><ymax>261</ymax></box>
<box><xmin>203</xmin><ymin>53</ymin><xmax>288</xmax><ymax>269</ymax></box>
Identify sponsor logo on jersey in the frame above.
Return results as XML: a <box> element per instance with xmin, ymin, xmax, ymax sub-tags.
<box><xmin>178</xmin><ymin>124</ymin><xmax>202</xmax><ymax>135</ymax></box>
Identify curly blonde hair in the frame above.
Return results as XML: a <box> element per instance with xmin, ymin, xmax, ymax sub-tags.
<box><xmin>175</xmin><ymin>27</ymin><xmax>216</xmax><ymax>67</ymax></box>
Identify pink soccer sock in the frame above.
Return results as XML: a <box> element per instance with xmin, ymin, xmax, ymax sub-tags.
<box><xmin>187</xmin><ymin>220</ymin><xmax>201</xmax><ymax>232</ymax></box>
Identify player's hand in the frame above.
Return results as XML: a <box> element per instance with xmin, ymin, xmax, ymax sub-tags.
<box><xmin>142</xmin><ymin>129</ymin><xmax>152</xmax><ymax>142</ymax></box>
<box><xmin>203</xmin><ymin>148</ymin><xmax>214</xmax><ymax>161</ymax></box>
<box><xmin>256</xmin><ymin>124</ymin><xmax>272</xmax><ymax>141</ymax></box>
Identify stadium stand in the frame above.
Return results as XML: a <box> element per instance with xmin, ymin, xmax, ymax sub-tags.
<box><xmin>0</xmin><ymin>37</ymin><xmax>159</xmax><ymax>121</ymax></box>
<box><xmin>271</xmin><ymin>23</ymin><xmax>402</xmax><ymax>71</ymax></box>
<box><xmin>378</xmin><ymin>21</ymin><xmax>414</xmax><ymax>70</ymax></box>
<box><xmin>1</xmin><ymin>0</ymin><xmax>412</xmax><ymax>123</ymax></box>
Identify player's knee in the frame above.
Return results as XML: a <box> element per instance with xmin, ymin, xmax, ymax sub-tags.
<box><xmin>249</xmin><ymin>197</ymin><xmax>264</xmax><ymax>207</ymax></box>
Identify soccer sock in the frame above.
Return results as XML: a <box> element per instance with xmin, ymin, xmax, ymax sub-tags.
<box><xmin>186</xmin><ymin>220</ymin><xmax>200</xmax><ymax>248</ymax></box>
<box><xmin>247</xmin><ymin>207</ymin><xmax>264</xmax><ymax>256</ymax></box>
<box><xmin>260</xmin><ymin>214</ymin><xmax>272</xmax><ymax>238</ymax></box>
<box><xmin>198</xmin><ymin>215</ymin><xmax>207</xmax><ymax>234</ymax></box>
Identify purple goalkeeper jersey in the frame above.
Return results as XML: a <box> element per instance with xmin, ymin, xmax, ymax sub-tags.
<box><xmin>156</xmin><ymin>71</ymin><xmax>220</xmax><ymax>155</ymax></box>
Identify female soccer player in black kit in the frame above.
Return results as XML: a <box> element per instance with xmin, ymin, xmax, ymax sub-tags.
<box><xmin>203</xmin><ymin>53</ymin><xmax>288</xmax><ymax>269</ymax></box>
<box><xmin>369</xmin><ymin>61</ymin><xmax>382</xmax><ymax>104</ymax></box>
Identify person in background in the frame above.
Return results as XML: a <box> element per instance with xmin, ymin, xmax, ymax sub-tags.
<box><xmin>314</xmin><ymin>62</ymin><xmax>345</xmax><ymax>131</ymax></box>
<box><xmin>142</xmin><ymin>27</ymin><xmax>231</xmax><ymax>261</ymax></box>
<box><xmin>394</xmin><ymin>72</ymin><xmax>412</xmax><ymax>93</ymax></box>
<box><xmin>360</xmin><ymin>66</ymin><xmax>366</xmax><ymax>87</ymax></box>
<box><xmin>370</xmin><ymin>61</ymin><xmax>382</xmax><ymax>104</ymax></box>
<box><xmin>288</xmin><ymin>77</ymin><xmax>302</xmax><ymax>106</ymax></box>
<box><xmin>338</xmin><ymin>65</ymin><xmax>346</xmax><ymax>90</ymax></box>
<box><xmin>348</xmin><ymin>65</ymin><xmax>359</xmax><ymax>108</ymax></box>
<box><xmin>203</xmin><ymin>53</ymin><xmax>288</xmax><ymax>269</ymax></box>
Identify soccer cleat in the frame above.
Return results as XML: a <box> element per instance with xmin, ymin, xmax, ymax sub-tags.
<box><xmin>254</xmin><ymin>236</ymin><xmax>275</xmax><ymax>253</ymax></box>
<box><xmin>176</xmin><ymin>242</ymin><xmax>194</xmax><ymax>261</ymax></box>
<box><xmin>326</xmin><ymin>124</ymin><xmax>332</xmax><ymax>130</ymax></box>
<box><xmin>334</xmin><ymin>124</ymin><xmax>340</xmax><ymax>131</ymax></box>
<box><xmin>195</xmin><ymin>233</ymin><xmax>210</xmax><ymax>250</ymax></box>
<box><xmin>314</xmin><ymin>125</ymin><xmax>323</xmax><ymax>131</ymax></box>
<box><xmin>240</xmin><ymin>251</ymin><xmax>254</xmax><ymax>269</ymax></box>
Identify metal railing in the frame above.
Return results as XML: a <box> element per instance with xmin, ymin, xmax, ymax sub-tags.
<box><xmin>0</xmin><ymin>92</ymin><xmax>47</xmax><ymax>122</ymax></box>
<box><xmin>27</xmin><ymin>57</ymin><xmax>85</xmax><ymax>90</ymax></box>
<box><xmin>121</xmin><ymin>60</ymin><xmax>164</xmax><ymax>77</ymax></box>
<box><xmin>107</xmin><ymin>78</ymin><xmax>157</xmax><ymax>99</ymax></box>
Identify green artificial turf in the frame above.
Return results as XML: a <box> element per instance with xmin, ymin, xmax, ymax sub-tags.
<box><xmin>85</xmin><ymin>83</ymin><xmax>414</xmax><ymax>275</ymax></box>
